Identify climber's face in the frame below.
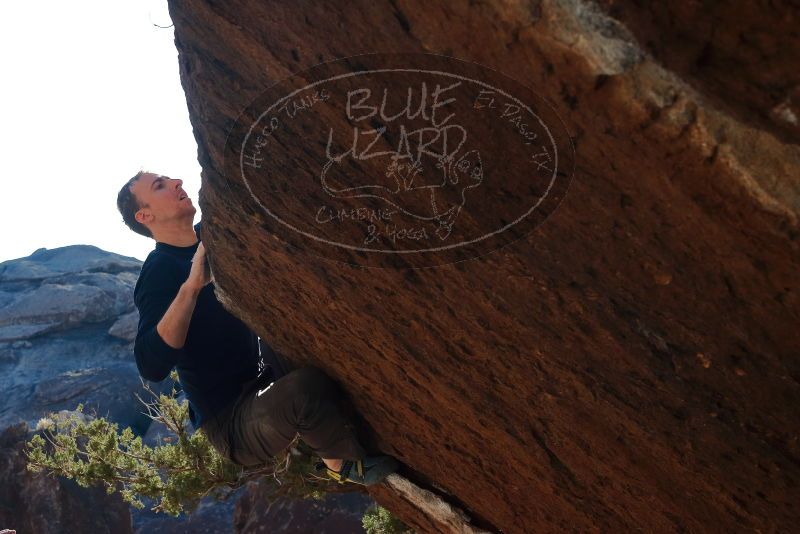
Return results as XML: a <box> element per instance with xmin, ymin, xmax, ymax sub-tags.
<box><xmin>130</xmin><ymin>172</ymin><xmax>195</xmax><ymax>233</ymax></box>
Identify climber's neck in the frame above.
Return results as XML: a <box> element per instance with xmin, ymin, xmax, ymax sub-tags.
<box><xmin>152</xmin><ymin>219</ymin><xmax>199</xmax><ymax>247</ymax></box>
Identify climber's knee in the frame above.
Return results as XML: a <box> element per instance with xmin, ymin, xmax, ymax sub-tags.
<box><xmin>288</xmin><ymin>366</ymin><xmax>342</xmax><ymax>419</ymax></box>
<box><xmin>292</xmin><ymin>366</ymin><xmax>339</xmax><ymax>395</ymax></box>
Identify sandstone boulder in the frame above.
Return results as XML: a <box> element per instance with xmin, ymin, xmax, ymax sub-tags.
<box><xmin>165</xmin><ymin>0</ymin><xmax>800</xmax><ymax>532</ymax></box>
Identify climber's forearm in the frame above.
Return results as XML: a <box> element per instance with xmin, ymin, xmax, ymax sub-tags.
<box><xmin>156</xmin><ymin>282</ymin><xmax>201</xmax><ymax>349</ymax></box>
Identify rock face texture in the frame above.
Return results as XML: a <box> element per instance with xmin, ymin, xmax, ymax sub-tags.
<box><xmin>234</xmin><ymin>482</ymin><xmax>373</xmax><ymax>534</ymax></box>
<box><xmin>167</xmin><ymin>0</ymin><xmax>800</xmax><ymax>532</ymax></box>
<box><xmin>593</xmin><ymin>0</ymin><xmax>800</xmax><ymax>145</ymax></box>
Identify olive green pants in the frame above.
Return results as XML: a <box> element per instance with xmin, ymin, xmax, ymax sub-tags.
<box><xmin>202</xmin><ymin>366</ymin><xmax>367</xmax><ymax>467</ymax></box>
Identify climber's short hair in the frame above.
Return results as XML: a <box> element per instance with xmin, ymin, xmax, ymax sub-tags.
<box><xmin>117</xmin><ymin>169</ymin><xmax>152</xmax><ymax>238</ymax></box>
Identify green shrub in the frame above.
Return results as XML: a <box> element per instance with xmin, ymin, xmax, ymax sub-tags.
<box><xmin>362</xmin><ymin>504</ymin><xmax>414</xmax><ymax>534</ymax></box>
<box><xmin>25</xmin><ymin>370</ymin><xmax>343</xmax><ymax>516</ymax></box>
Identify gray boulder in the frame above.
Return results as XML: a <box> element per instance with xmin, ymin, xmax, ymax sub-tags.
<box><xmin>109</xmin><ymin>310</ymin><xmax>139</xmax><ymax>341</ymax></box>
<box><xmin>0</xmin><ymin>246</ymin><xmax>150</xmax><ymax>432</ymax></box>
<box><xmin>0</xmin><ymin>245</ymin><xmax>141</xmax><ymax>283</ymax></box>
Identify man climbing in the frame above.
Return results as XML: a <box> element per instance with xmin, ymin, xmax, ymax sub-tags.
<box><xmin>116</xmin><ymin>170</ymin><xmax>399</xmax><ymax>486</ymax></box>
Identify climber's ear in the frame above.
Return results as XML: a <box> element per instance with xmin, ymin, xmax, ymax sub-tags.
<box><xmin>135</xmin><ymin>206</ymin><xmax>153</xmax><ymax>226</ymax></box>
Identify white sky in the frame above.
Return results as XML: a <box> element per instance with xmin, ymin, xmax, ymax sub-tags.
<box><xmin>0</xmin><ymin>1</ymin><xmax>202</xmax><ymax>263</ymax></box>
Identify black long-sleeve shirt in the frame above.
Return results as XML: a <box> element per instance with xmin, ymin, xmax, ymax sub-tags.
<box><xmin>133</xmin><ymin>221</ymin><xmax>263</xmax><ymax>428</ymax></box>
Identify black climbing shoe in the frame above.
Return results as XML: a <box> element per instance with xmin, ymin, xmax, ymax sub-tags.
<box><xmin>316</xmin><ymin>455</ymin><xmax>399</xmax><ymax>486</ymax></box>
